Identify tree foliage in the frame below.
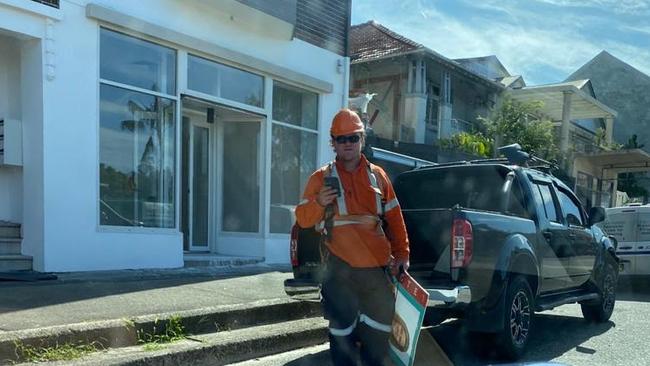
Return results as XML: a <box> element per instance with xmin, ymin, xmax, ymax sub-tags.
<box><xmin>440</xmin><ymin>132</ymin><xmax>493</xmax><ymax>158</ymax></box>
<box><xmin>440</xmin><ymin>96</ymin><xmax>559</xmax><ymax>161</ymax></box>
<box><xmin>477</xmin><ymin>96</ymin><xmax>559</xmax><ymax>160</ymax></box>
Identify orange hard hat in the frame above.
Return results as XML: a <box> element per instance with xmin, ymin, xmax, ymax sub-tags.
<box><xmin>330</xmin><ymin>108</ymin><xmax>364</xmax><ymax>136</ymax></box>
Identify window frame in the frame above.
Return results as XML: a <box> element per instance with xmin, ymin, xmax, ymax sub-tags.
<box><xmin>533</xmin><ymin>182</ymin><xmax>562</xmax><ymax>224</ymax></box>
<box><xmin>96</xmin><ymin>26</ymin><xmax>322</xmax><ymax>237</ymax></box>
<box><xmin>555</xmin><ymin>184</ymin><xmax>587</xmax><ymax>228</ymax></box>
<box><xmin>97</xmin><ymin>26</ymin><xmax>180</xmax><ymax>233</ymax></box>
<box><xmin>268</xmin><ymin>80</ymin><xmax>320</xmax><ymax>235</ymax></box>
<box><xmin>186</xmin><ymin>53</ymin><xmax>266</xmax><ymax>109</ymax></box>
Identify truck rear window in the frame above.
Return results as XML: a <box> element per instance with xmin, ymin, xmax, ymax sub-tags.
<box><xmin>395</xmin><ymin>165</ymin><xmax>524</xmax><ymax>214</ymax></box>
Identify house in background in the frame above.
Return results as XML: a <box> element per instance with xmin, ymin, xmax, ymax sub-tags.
<box><xmin>508</xmin><ymin>79</ymin><xmax>622</xmax><ymax>207</ymax></box>
<box><xmin>0</xmin><ymin>0</ymin><xmax>351</xmax><ymax>272</ymax></box>
<box><xmin>455</xmin><ymin>55</ymin><xmax>526</xmax><ymax>89</ymax></box>
<box><xmin>349</xmin><ymin>21</ymin><xmax>504</xmax><ymax>148</ymax></box>
<box><xmin>565</xmin><ymin>50</ymin><xmax>650</xmax><ymax>204</ymax></box>
<box><xmin>347</xmin><ymin>21</ymin><xmax>636</xmax><ymax>208</ymax></box>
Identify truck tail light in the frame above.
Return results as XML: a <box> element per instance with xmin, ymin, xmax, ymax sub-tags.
<box><xmin>290</xmin><ymin>224</ymin><xmax>299</xmax><ymax>267</ymax></box>
<box><xmin>451</xmin><ymin>218</ymin><xmax>473</xmax><ymax>268</ymax></box>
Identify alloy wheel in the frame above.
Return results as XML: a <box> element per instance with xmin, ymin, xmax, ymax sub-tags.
<box><xmin>510</xmin><ymin>290</ymin><xmax>531</xmax><ymax>346</ymax></box>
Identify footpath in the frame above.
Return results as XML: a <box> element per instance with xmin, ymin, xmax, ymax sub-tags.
<box><xmin>0</xmin><ymin>265</ymin><xmax>451</xmax><ymax>365</ymax></box>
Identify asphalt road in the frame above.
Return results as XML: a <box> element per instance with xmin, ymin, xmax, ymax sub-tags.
<box><xmin>430</xmin><ymin>276</ymin><xmax>650</xmax><ymax>366</ymax></box>
<box><xmin>229</xmin><ymin>276</ymin><xmax>650</xmax><ymax>366</ymax></box>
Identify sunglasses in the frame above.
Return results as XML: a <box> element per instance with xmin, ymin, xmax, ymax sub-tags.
<box><xmin>333</xmin><ymin>134</ymin><xmax>361</xmax><ymax>144</ymax></box>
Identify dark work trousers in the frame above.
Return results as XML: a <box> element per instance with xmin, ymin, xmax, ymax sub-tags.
<box><xmin>321</xmin><ymin>254</ymin><xmax>395</xmax><ymax>366</ymax></box>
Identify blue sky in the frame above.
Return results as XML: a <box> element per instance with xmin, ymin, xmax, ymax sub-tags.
<box><xmin>351</xmin><ymin>0</ymin><xmax>650</xmax><ymax>85</ymax></box>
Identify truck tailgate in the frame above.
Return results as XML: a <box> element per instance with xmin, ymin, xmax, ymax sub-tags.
<box><xmin>402</xmin><ymin>208</ymin><xmax>453</xmax><ymax>280</ymax></box>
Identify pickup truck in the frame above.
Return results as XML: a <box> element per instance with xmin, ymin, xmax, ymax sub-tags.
<box><xmin>284</xmin><ymin>147</ymin><xmax>619</xmax><ymax>360</ymax></box>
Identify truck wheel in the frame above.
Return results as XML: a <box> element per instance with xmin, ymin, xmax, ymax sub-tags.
<box><xmin>497</xmin><ymin>275</ymin><xmax>533</xmax><ymax>360</ymax></box>
<box><xmin>581</xmin><ymin>262</ymin><xmax>617</xmax><ymax>323</ymax></box>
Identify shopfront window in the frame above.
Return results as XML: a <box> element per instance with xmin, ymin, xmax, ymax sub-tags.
<box><xmin>100</xmin><ymin>28</ymin><xmax>176</xmax><ymax>95</ymax></box>
<box><xmin>270</xmin><ymin>82</ymin><xmax>318</xmax><ymax>233</ymax></box>
<box><xmin>272</xmin><ymin>82</ymin><xmax>318</xmax><ymax>130</ymax></box>
<box><xmin>187</xmin><ymin>55</ymin><xmax>264</xmax><ymax>108</ymax></box>
<box><xmin>99</xmin><ymin>29</ymin><xmax>176</xmax><ymax>228</ymax></box>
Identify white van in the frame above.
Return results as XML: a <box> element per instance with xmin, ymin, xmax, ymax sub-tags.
<box><xmin>601</xmin><ymin>204</ymin><xmax>650</xmax><ymax>275</ymax></box>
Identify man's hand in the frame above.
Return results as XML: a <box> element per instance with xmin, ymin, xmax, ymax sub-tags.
<box><xmin>389</xmin><ymin>257</ymin><xmax>410</xmax><ymax>277</ymax></box>
<box><xmin>317</xmin><ymin>186</ymin><xmax>338</xmax><ymax>207</ymax></box>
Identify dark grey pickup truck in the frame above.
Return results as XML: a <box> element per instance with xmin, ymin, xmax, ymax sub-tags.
<box><xmin>285</xmin><ymin>148</ymin><xmax>619</xmax><ymax>360</ymax></box>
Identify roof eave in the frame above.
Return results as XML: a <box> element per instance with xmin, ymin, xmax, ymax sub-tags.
<box><xmin>352</xmin><ymin>48</ymin><xmax>505</xmax><ymax>91</ymax></box>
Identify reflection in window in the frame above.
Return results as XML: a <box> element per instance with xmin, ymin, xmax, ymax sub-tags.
<box><xmin>187</xmin><ymin>55</ymin><xmax>264</xmax><ymax>107</ymax></box>
<box><xmin>537</xmin><ymin>184</ymin><xmax>559</xmax><ymax>223</ymax></box>
<box><xmin>99</xmin><ymin>84</ymin><xmax>175</xmax><ymax>227</ymax></box>
<box><xmin>558</xmin><ymin>189</ymin><xmax>584</xmax><ymax>226</ymax></box>
<box><xmin>272</xmin><ymin>82</ymin><xmax>318</xmax><ymax>130</ymax></box>
<box><xmin>222</xmin><ymin>122</ymin><xmax>260</xmax><ymax>232</ymax></box>
<box><xmin>270</xmin><ymin>125</ymin><xmax>317</xmax><ymax>233</ymax></box>
<box><xmin>100</xmin><ymin>28</ymin><xmax>176</xmax><ymax>95</ymax></box>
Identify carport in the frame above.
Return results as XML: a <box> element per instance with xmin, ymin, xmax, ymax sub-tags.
<box><xmin>574</xmin><ymin>149</ymin><xmax>650</xmax><ymax>207</ymax></box>
<box><xmin>509</xmin><ymin>81</ymin><xmax>641</xmax><ymax>208</ymax></box>
<box><xmin>510</xmin><ymin>81</ymin><xmax>617</xmax><ymax>152</ymax></box>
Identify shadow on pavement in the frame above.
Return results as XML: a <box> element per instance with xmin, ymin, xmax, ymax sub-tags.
<box><xmin>0</xmin><ymin>267</ymin><xmax>291</xmax><ymax>330</ymax></box>
<box><xmin>429</xmin><ymin>313</ymin><xmax>614</xmax><ymax>365</ymax></box>
<box><xmin>284</xmin><ymin>349</ymin><xmax>331</xmax><ymax>365</ymax></box>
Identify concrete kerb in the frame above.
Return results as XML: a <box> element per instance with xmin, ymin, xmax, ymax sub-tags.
<box><xmin>0</xmin><ymin>298</ymin><xmax>322</xmax><ymax>364</ymax></box>
<box><xmin>0</xmin><ymin>264</ymin><xmax>292</xmax><ymax>288</ymax></box>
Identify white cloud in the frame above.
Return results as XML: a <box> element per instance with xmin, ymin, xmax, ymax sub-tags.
<box><xmin>532</xmin><ymin>0</ymin><xmax>650</xmax><ymax>15</ymax></box>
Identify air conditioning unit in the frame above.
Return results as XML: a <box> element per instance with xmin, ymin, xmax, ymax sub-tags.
<box><xmin>0</xmin><ymin>119</ymin><xmax>22</xmax><ymax>166</ymax></box>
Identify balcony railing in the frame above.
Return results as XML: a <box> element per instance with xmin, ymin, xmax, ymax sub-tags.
<box><xmin>450</xmin><ymin>118</ymin><xmax>474</xmax><ymax>135</ymax></box>
<box><xmin>31</xmin><ymin>0</ymin><xmax>59</xmax><ymax>8</ymax></box>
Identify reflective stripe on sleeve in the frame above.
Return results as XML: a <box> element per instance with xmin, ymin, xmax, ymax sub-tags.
<box><xmin>366</xmin><ymin>166</ymin><xmax>383</xmax><ymax>216</ymax></box>
<box><xmin>298</xmin><ymin>199</ymin><xmax>310</xmax><ymax>206</ymax></box>
<box><xmin>359</xmin><ymin>314</ymin><xmax>392</xmax><ymax>333</ymax></box>
<box><xmin>329</xmin><ymin>319</ymin><xmax>358</xmax><ymax>337</ymax></box>
<box><xmin>330</xmin><ymin>164</ymin><xmax>348</xmax><ymax>215</ymax></box>
<box><xmin>384</xmin><ymin>198</ymin><xmax>400</xmax><ymax>212</ymax></box>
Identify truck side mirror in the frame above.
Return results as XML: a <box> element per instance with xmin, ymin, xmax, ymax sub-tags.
<box><xmin>588</xmin><ymin>206</ymin><xmax>606</xmax><ymax>226</ymax></box>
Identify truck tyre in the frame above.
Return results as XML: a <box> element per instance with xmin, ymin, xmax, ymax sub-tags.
<box><xmin>581</xmin><ymin>261</ymin><xmax>617</xmax><ymax>323</ymax></box>
<box><xmin>497</xmin><ymin>275</ymin><xmax>533</xmax><ymax>360</ymax></box>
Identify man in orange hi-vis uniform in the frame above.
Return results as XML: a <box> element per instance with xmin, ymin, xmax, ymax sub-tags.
<box><xmin>295</xmin><ymin>108</ymin><xmax>410</xmax><ymax>366</ymax></box>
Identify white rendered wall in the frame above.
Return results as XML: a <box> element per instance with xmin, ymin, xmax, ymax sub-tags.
<box><xmin>0</xmin><ymin>34</ymin><xmax>23</xmax><ymax>224</ymax></box>
<box><xmin>1</xmin><ymin>0</ymin><xmax>346</xmax><ymax>270</ymax></box>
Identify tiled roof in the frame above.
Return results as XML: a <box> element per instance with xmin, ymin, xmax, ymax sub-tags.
<box><xmin>350</xmin><ymin>21</ymin><xmax>422</xmax><ymax>62</ymax></box>
<box><xmin>350</xmin><ymin>20</ymin><xmax>504</xmax><ymax>90</ymax></box>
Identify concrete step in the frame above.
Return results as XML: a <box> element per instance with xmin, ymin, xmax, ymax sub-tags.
<box><xmin>0</xmin><ymin>254</ymin><xmax>32</xmax><ymax>271</ymax></box>
<box><xmin>0</xmin><ymin>298</ymin><xmax>322</xmax><ymax>364</ymax></box>
<box><xmin>0</xmin><ymin>221</ymin><xmax>20</xmax><ymax>238</ymax></box>
<box><xmin>184</xmin><ymin>254</ymin><xmax>264</xmax><ymax>268</ymax></box>
<box><xmin>55</xmin><ymin>317</ymin><xmax>328</xmax><ymax>366</ymax></box>
<box><xmin>0</xmin><ymin>238</ymin><xmax>22</xmax><ymax>255</ymax></box>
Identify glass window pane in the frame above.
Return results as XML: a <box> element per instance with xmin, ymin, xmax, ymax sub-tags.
<box><xmin>99</xmin><ymin>84</ymin><xmax>176</xmax><ymax>228</ymax></box>
<box><xmin>537</xmin><ymin>184</ymin><xmax>559</xmax><ymax>223</ymax></box>
<box><xmin>558</xmin><ymin>189</ymin><xmax>584</xmax><ymax>226</ymax></box>
<box><xmin>100</xmin><ymin>28</ymin><xmax>176</xmax><ymax>95</ymax></box>
<box><xmin>222</xmin><ymin>122</ymin><xmax>261</xmax><ymax>232</ymax></box>
<box><xmin>272</xmin><ymin>82</ymin><xmax>318</xmax><ymax>130</ymax></box>
<box><xmin>192</xmin><ymin>126</ymin><xmax>210</xmax><ymax>244</ymax></box>
<box><xmin>270</xmin><ymin>125</ymin><xmax>317</xmax><ymax>233</ymax></box>
<box><xmin>187</xmin><ymin>55</ymin><xmax>264</xmax><ymax>107</ymax></box>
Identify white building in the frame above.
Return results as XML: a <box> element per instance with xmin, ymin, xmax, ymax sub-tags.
<box><xmin>0</xmin><ymin>0</ymin><xmax>351</xmax><ymax>272</ymax></box>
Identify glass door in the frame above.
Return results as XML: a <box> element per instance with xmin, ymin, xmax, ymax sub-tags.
<box><xmin>188</xmin><ymin>120</ymin><xmax>211</xmax><ymax>251</ymax></box>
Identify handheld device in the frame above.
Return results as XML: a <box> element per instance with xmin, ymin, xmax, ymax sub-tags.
<box><xmin>324</xmin><ymin>176</ymin><xmax>341</xmax><ymax>197</ymax></box>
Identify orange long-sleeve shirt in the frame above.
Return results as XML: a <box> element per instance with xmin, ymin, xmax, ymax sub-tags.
<box><xmin>295</xmin><ymin>155</ymin><xmax>409</xmax><ymax>268</ymax></box>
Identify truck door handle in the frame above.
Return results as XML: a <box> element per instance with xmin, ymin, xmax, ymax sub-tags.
<box><xmin>543</xmin><ymin>231</ymin><xmax>553</xmax><ymax>241</ymax></box>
